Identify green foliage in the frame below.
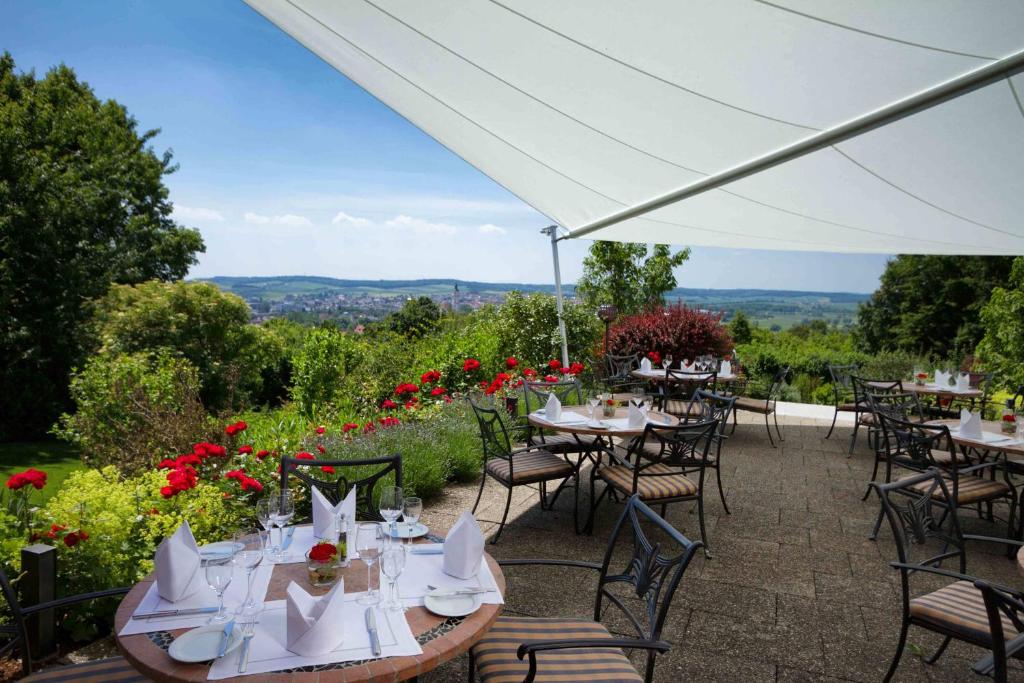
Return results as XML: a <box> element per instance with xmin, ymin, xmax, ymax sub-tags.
<box><xmin>291</xmin><ymin>326</ymin><xmax>366</xmax><ymax>418</ymax></box>
<box><xmin>575</xmin><ymin>241</ymin><xmax>690</xmax><ymax>315</ymax></box>
<box><xmin>56</xmin><ymin>351</ymin><xmax>213</xmax><ymax>474</ymax></box>
<box><xmin>91</xmin><ymin>281</ymin><xmax>276</xmax><ymax>411</ymax></box>
<box><xmin>977</xmin><ymin>257</ymin><xmax>1024</xmax><ymax>390</ymax></box>
<box><xmin>738</xmin><ymin>325</ymin><xmax>867</xmax><ymax>381</ymax></box>
<box><xmin>384</xmin><ymin>296</ymin><xmax>442</xmax><ymax>338</ymax></box>
<box><xmin>0</xmin><ymin>54</ymin><xmax>205</xmax><ymax>439</ymax></box>
<box><xmin>729</xmin><ymin>311</ymin><xmax>753</xmax><ymax>344</ymax></box>
<box><xmin>857</xmin><ymin>255</ymin><xmax>1013</xmax><ymax>358</ymax></box>
<box><xmin>491</xmin><ymin>292</ymin><xmax>601</xmax><ymax>369</ymax></box>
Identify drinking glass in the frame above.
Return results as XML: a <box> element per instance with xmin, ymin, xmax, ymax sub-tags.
<box><xmin>380</xmin><ymin>546</ymin><xmax>406</xmax><ymax>611</ymax></box>
<box><xmin>402</xmin><ymin>496</ymin><xmax>423</xmax><ymax>549</ymax></box>
<box><xmin>203</xmin><ymin>555</ymin><xmax>234</xmax><ymax>624</ymax></box>
<box><xmin>356</xmin><ymin>523</ymin><xmax>382</xmax><ymax>605</ymax></box>
<box><xmin>378</xmin><ymin>486</ymin><xmax>404</xmax><ymax>540</ymax></box>
<box><xmin>256</xmin><ymin>498</ymin><xmax>276</xmax><ymax>556</ymax></box>
<box><xmin>271</xmin><ymin>491</ymin><xmax>295</xmax><ymax>561</ymax></box>
<box><xmin>588</xmin><ymin>396</ymin><xmax>600</xmax><ymax>421</ymax></box>
<box><xmin>233</xmin><ymin>530</ymin><xmax>264</xmax><ymax>613</ymax></box>
<box><xmin>631</xmin><ymin>389</ymin><xmax>646</xmax><ymax>408</ymax></box>
<box><xmin>664</xmin><ymin>354</ymin><xmax>673</xmax><ymax>370</ymax></box>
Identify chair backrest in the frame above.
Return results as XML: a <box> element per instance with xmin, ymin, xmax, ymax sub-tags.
<box><xmin>871</xmin><ymin>470</ymin><xmax>967</xmax><ymax>604</ymax></box>
<box><xmin>661</xmin><ymin>369</ymin><xmax>717</xmax><ymax>406</ymax></box>
<box><xmin>593</xmin><ymin>496</ymin><xmax>701</xmax><ymax>679</ymax></box>
<box><xmin>468</xmin><ymin>397</ymin><xmax>513</xmax><ymax>462</ymax></box>
<box><xmin>603</xmin><ymin>352</ymin><xmax>638</xmax><ymax>381</ymax></box>
<box><xmin>0</xmin><ymin>566</ymin><xmax>31</xmax><ymax>675</ymax></box>
<box><xmin>828</xmin><ymin>363</ymin><xmax>858</xmax><ymax>401</ymax></box>
<box><xmin>873</xmin><ymin>412</ymin><xmax>955</xmax><ymax>474</ymax></box>
<box><xmin>687</xmin><ymin>389</ymin><xmax>736</xmax><ymax>437</ymax></box>
<box><xmin>851</xmin><ymin>376</ymin><xmax>901</xmax><ymax>408</ymax></box>
<box><xmin>521</xmin><ymin>378</ymin><xmax>582</xmax><ymax>414</ymax></box>
<box><xmin>974</xmin><ymin>580</ymin><xmax>1024</xmax><ymax>683</ymax></box>
<box><xmin>625</xmin><ymin>420</ymin><xmax>719</xmax><ymax>488</ymax></box>
<box><xmin>764</xmin><ymin>366</ymin><xmax>791</xmax><ymax>409</ymax></box>
<box><xmin>867</xmin><ymin>390</ymin><xmax>924</xmax><ymax>424</ymax></box>
<box><xmin>279</xmin><ymin>454</ymin><xmax>402</xmax><ymax>522</ymax></box>
<box><xmin>1012</xmin><ymin>385</ymin><xmax>1024</xmax><ymax>411</ymax></box>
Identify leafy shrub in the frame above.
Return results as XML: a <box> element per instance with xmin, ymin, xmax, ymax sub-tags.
<box><xmin>492</xmin><ymin>292</ymin><xmax>601</xmax><ymax>369</ymax></box>
<box><xmin>291</xmin><ymin>326</ymin><xmax>366</xmax><ymax>418</ymax></box>
<box><xmin>608</xmin><ymin>304</ymin><xmax>733</xmax><ymax>361</ymax></box>
<box><xmin>56</xmin><ymin>351</ymin><xmax>214</xmax><ymax>475</ymax></box>
<box><xmin>977</xmin><ymin>257</ymin><xmax>1024</xmax><ymax>391</ymax></box>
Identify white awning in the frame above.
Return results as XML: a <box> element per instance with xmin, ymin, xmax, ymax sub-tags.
<box><xmin>243</xmin><ymin>0</ymin><xmax>1024</xmax><ymax>254</ymax></box>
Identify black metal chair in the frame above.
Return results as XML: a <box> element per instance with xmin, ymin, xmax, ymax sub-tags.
<box><xmin>469</xmin><ymin>495</ymin><xmax>701</xmax><ymax>683</ymax></box>
<box><xmin>0</xmin><ymin>566</ymin><xmax>134</xmax><ymax>680</ymax></box>
<box><xmin>848</xmin><ymin>376</ymin><xmax>901</xmax><ymax>455</ymax></box>
<box><xmin>521</xmin><ymin>379</ymin><xmax>602</xmax><ymax>460</ymax></box>
<box><xmin>279</xmin><ymin>453</ymin><xmax>402</xmax><ymax>522</ymax></box>
<box><xmin>602</xmin><ymin>352</ymin><xmax>641</xmax><ymax>394</ymax></box>
<box><xmin>656</xmin><ymin>369</ymin><xmax>717</xmax><ymax>419</ymax></box>
<box><xmin>871</xmin><ymin>470</ymin><xmax>1024</xmax><ymax>682</ymax></box>
<box><xmin>591</xmin><ymin>419</ymin><xmax>718</xmax><ymax>557</ymax></box>
<box><xmin>732</xmin><ymin>366</ymin><xmax>790</xmax><ymax>448</ymax></box>
<box><xmin>686</xmin><ymin>389</ymin><xmax>738</xmax><ymax>514</ymax></box>
<box><xmin>869</xmin><ymin>413</ymin><xmax>1016</xmax><ymax>543</ymax></box>
<box><xmin>825</xmin><ymin>363</ymin><xmax>859</xmax><ymax>439</ymax></box>
<box><xmin>469</xmin><ymin>398</ymin><xmax>578</xmax><ymax>543</ymax></box>
<box><xmin>973</xmin><ymin>579</ymin><xmax>1024</xmax><ymax>682</ymax></box>
<box><xmin>860</xmin><ymin>390</ymin><xmax>928</xmax><ymax>502</ymax></box>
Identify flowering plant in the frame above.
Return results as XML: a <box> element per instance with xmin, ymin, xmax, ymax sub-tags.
<box><xmin>4</xmin><ymin>468</ymin><xmax>47</xmax><ymax>534</ymax></box>
<box><xmin>308</xmin><ymin>542</ymin><xmax>338</xmax><ymax>563</ymax></box>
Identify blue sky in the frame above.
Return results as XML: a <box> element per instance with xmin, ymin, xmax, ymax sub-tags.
<box><xmin>1</xmin><ymin>0</ymin><xmax>890</xmax><ymax>292</ymax></box>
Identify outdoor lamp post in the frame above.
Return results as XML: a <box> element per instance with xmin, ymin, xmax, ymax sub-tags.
<box><xmin>598</xmin><ymin>304</ymin><xmax>618</xmax><ymax>354</ymax></box>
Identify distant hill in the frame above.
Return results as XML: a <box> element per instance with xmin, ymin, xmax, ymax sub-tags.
<box><xmin>197</xmin><ymin>275</ymin><xmax>869</xmax><ymax>329</ymax></box>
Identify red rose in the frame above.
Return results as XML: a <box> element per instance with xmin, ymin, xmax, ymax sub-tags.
<box><xmin>238</xmin><ymin>445</ymin><xmax>253</xmax><ymax>455</ymax></box>
<box><xmin>63</xmin><ymin>531</ymin><xmax>81</xmax><ymax>548</ymax></box>
<box><xmin>568</xmin><ymin>362</ymin><xmax>585</xmax><ymax>375</ymax></box>
<box><xmin>421</xmin><ymin>370</ymin><xmax>441</xmax><ymax>384</ymax></box>
<box><xmin>382</xmin><ymin>399</ymin><xmax>398</xmax><ymax>410</ymax></box>
<box><xmin>342</xmin><ymin>423</ymin><xmax>359</xmax><ymax>434</ymax></box>
<box><xmin>160</xmin><ymin>486</ymin><xmax>176</xmax><ymax>498</ymax></box>
<box><xmin>225</xmin><ymin>424</ymin><xmax>238</xmax><ymax>437</ymax></box>
<box><xmin>544</xmin><ymin>375</ymin><xmax>559</xmax><ymax>383</ymax></box>
<box><xmin>308</xmin><ymin>542</ymin><xmax>337</xmax><ymax>563</ymax></box>
<box><xmin>505</xmin><ymin>357</ymin><xmax>518</xmax><ymax>369</ymax></box>
<box><xmin>485</xmin><ymin>378</ymin><xmax>503</xmax><ymax>396</ymax></box>
<box><xmin>176</xmin><ymin>454</ymin><xmax>201</xmax><ymax>468</ymax></box>
<box><xmin>559</xmin><ymin>367</ymin><xmax>571</xmax><ymax>375</ymax></box>
<box><xmin>523</xmin><ymin>368</ymin><xmax>537</xmax><ymax>379</ymax></box>
<box><xmin>235</xmin><ymin>421</ymin><xmax>247</xmax><ymax>433</ymax></box>
<box><xmin>240</xmin><ymin>476</ymin><xmax>263</xmax><ymax>493</ymax></box>
<box><xmin>321</xmin><ymin>465</ymin><xmax>335</xmax><ymax>475</ymax></box>
<box><xmin>380</xmin><ymin>416</ymin><xmax>400</xmax><ymax>428</ymax></box>
<box><xmin>225</xmin><ymin>469</ymin><xmax>246</xmax><ymax>481</ymax></box>
<box><xmin>316</xmin><ymin>425</ymin><xmax>326</xmax><ymax>435</ymax></box>
<box><xmin>404</xmin><ymin>399</ymin><xmax>418</xmax><ymax>410</ymax></box>
<box><xmin>363</xmin><ymin>422</ymin><xmax>376</xmax><ymax>434</ymax></box>
<box><xmin>647</xmin><ymin>351</ymin><xmax>661</xmax><ymax>364</ymax></box>
<box><xmin>430</xmin><ymin>386</ymin><xmax>446</xmax><ymax>396</ymax></box>
<box><xmin>294</xmin><ymin>452</ymin><xmax>315</xmax><ymax>461</ymax></box>
<box><xmin>6</xmin><ymin>468</ymin><xmax>47</xmax><ymax>490</ymax></box>
<box><xmin>394</xmin><ymin>383</ymin><xmax>419</xmax><ymax>396</ymax></box>
<box><xmin>256</xmin><ymin>449</ymin><xmax>270</xmax><ymax>460</ymax></box>
<box><xmin>316</xmin><ymin>444</ymin><xmax>326</xmax><ymax>454</ymax></box>
<box><xmin>548</xmin><ymin>359</ymin><xmax>561</xmax><ymax>370</ymax></box>
<box><xmin>463</xmin><ymin>358</ymin><xmax>481</xmax><ymax>372</ymax></box>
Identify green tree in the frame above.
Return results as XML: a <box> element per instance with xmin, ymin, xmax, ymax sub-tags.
<box><xmin>385</xmin><ymin>296</ymin><xmax>442</xmax><ymax>338</ymax></box>
<box><xmin>291</xmin><ymin>326</ymin><xmax>365</xmax><ymax>418</ymax></box>
<box><xmin>976</xmin><ymin>257</ymin><xmax>1024</xmax><ymax>390</ymax></box>
<box><xmin>857</xmin><ymin>255</ymin><xmax>1014</xmax><ymax>359</ymax></box>
<box><xmin>492</xmin><ymin>291</ymin><xmax>602</xmax><ymax>368</ymax></box>
<box><xmin>729</xmin><ymin>311</ymin><xmax>753</xmax><ymax>344</ymax></box>
<box><xmin>90</xmin><ymin>281</ymin><xmax>274</xmax><ymax>411</ymax></box>
<box><xmin>575</xmin><ymin>241</ymin><xmax>690</xmax><ymax>315</ymax></box>
<box><xmin>0</xmin><ymin>54</ymin><xmax>204</xmax><ymax>438</ymax></box>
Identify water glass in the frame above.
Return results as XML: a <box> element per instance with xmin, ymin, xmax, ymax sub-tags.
<box><xmin>588</xmin><ymin>396</ymin><xmax>600</xmax><ymax>421</ymax></box>
<box><xmin>233</xmin><ymin>530</ymin><xmax>264</xmax><ymax>613</ymax></box>
<box><xmin>356</xmin><ymin>523</ymin><xmax>382</xmax><ymax>605</ymax></box>
<box><xmin>256</xmin><ymin>499</ymin><xmax>276</xmax><ymax>556</ymax></box>
<box><xmin>378</xmin><ymin>486</ymin><xmax>404</xmax><ymax>539</ymax></box>
<box><xmin>271</xmin><ymin>491</ymin><xmax>295</xmax><ymax>561</ymax></box>
<box><xmin>664</xmin><ymin>354</ymin><xmax>673</xmax><ymax>369</ymax></box>
<box><xmin>203</xmin><ymin>556</ymin><xmax>234</xmax><ymax>624</ymax></box>
<box><xmin>380</xmin><ymin>546</ymin><xmax>406</xmax><ymax>611</ymax></box>
<box><xmin>402</xmin><ymin>497</ymin><xmax>423</xmax><ymax>548</ymax></box>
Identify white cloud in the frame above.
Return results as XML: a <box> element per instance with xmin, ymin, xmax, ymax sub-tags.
<box><xmin>331</xmin><ymin>211</ymin><xmax>373</xmax><ymax>228</ymax></box>
<box><xmin>478</xmin><ymin>223</ymin><xmax>507</xmax><ymax>235</ymax></box>
<box><xmin>244</xmin><ymin>212</ymin><xmax>312</xmax><ymax>227</ymax></box>
<box><xmin>384</xmin><ymin>214</ymin><xmax>457</xmax><ymax>235</ymax></box>
<box><xmin>173</xmin><ymin>205</ymin><xmax>225</xmax><ymax>223</ymax></box>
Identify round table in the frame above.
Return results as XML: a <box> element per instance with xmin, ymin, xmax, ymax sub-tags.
<box><xmin>631</xmin><ymin>369</ymin><xmax>738</xmax><ymax>384</ymax></box>
<box><xmin>927</xmin><ymin>419</ymin><xmax>1024</xmax><ymax>457</ymax></box>
<box><xmin>115</xmin><ymin>538</ymin><xmax>504</xmax><ymax>682</ymax></box>
<box><xmin>869</xmin><ymin>380</ymin><xmax>982</xmax><ymax>399</ymax></box>
<box><xmin>527</xmin><ymin>406</ymin><xmax>677</xmax><ymax>438</ymax></box>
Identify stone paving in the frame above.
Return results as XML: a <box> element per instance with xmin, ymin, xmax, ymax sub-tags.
<box><xmin>423</xmin><ymin>412</ymin><xmax>1024</xmax><ymax>682</ymax></box>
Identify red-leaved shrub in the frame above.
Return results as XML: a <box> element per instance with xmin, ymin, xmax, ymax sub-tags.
<box><xmin>607</xmin><ymin>304</ymin><xmax>733</xmax><ymax>361</ymax></box>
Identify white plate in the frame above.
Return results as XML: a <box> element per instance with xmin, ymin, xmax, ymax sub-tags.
<box><xmin>389</xmin><ymin>522</ymin><xmax>429</xmax><ymax>539</ymax></box>
<box><xmin>168</xmin><ymin>624</ymin><xmax>244</xmax><ymax>663</ymax></box>
<box><xmin>199</xmin><ymin>541</ymin><xmax>242</xmax><ymax>560</ymax></box>
<box><xmin>423</xmin><ymin>589</ymin><xmax>482</xmax><ymax>617</ymax></box>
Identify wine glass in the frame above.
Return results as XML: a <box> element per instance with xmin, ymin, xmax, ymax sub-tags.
<box><xmin>256</xmin><ymin>498</ymin><xmax>276</xmax><ymax>557</ymax></box>
<box><xmin>378</xmin><ymin>486</ymin><xmax>403</xmax><ymax>540</ymax></box>
<box><xmin>271</xmin><ymin>491</ymin><xmax>295</xmax><ymax>561</ymax></box>
<box><xmin>588</xmin><ymin>395</ymin><xmax>600</xmax><ymax>421</ymax></box>
<box><xmin>233</xmin><ymin>529</ymin><xmax>264</xmax><ymax>613</ymax></box>
<box><xmin>356</xmin><ymin>523</ymin><xmax>382</xmax><ymax>605</ymax></box>
<box><xmin>380</xmin><ymin>546</ymin><xmax>406</xmax><ymax>611</ymax></box>
<box><xmin>663</xmin><ymin>354</ymin><xmax>673</xmax><ymax>370</ymax></box>
<box><xmin>402</xmin><ymin>496</ymin><xmax>423</xmax><ymax>549</ymax></box>
<box><xmin>203</xmin><ymin>555</ymin><xmax>234</xmax><ymax>624</ymax></box>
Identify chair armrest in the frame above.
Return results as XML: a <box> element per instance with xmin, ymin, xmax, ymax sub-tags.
<box><xmin>509</xmin><ymin>445</ymin><xmax>555</xmax><ymax>457</ymax></box>
<box><xmin>953</xmin><ymin>461</ymin><xmax>1001</xmax><ymax>476</ymax></box>
<box><xmin>973</xmin><ymin>632</ymin><xmax>1024</xmax><ymax>676</ymax></box>
<box><xmin>888</xmin><ymin>562</ymin><xmax>978</xmax><ymax>583</ymax></box>
<box><xmin>21</xmin><ymin>586</ymin><xmax>131</xmax><ymax>615</ymax></box>
<box><xmin>498</xmin><ymin>559</ymin><xmax>602</xmax><ymax>572</ymax></box>
<box><xmin>963</xmin><ymin>534</ymin><xmax>1024</xmax><ymax>549</ymax></box>
<box><xmin>517</xmin><ymin>637</ymin><xmax>670</xmax><ymax>659</ymax></box>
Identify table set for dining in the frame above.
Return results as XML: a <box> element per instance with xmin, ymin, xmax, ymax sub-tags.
<box><xmin>114</xmin><ymin>487</ymin><xmax>504</xmax><ymax>682</ymax></box>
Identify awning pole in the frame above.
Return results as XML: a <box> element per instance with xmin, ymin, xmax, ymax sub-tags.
<box><xmin>560</xmin><ymin>46</ymin><xmax>1024</xmax><ymax>241</ymax></box>
<box><xmin>542</xmin><ymin>225</ymin><xmax>570</xmax><ymax>366</ymax></box>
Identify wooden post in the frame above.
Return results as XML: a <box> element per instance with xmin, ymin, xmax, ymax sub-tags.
<box><xmin>20</xmin><ymin>544</ymin><xmax>56</xmax><ymax>660</ymax></box>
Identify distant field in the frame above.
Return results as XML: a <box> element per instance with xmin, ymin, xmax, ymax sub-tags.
<box><xmin>0</xmin><ymin>441</ymin><xmax>82</xmax><ymax>503</ymax></box>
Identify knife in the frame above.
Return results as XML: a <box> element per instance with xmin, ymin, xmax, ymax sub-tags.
<box><xmin>365</xmin><ymin>607</ymin><xmax>381</xmax><ymax>656</ymax></box>
<box><xmin>430</xmin><ymin>588</ymin><xmax>490</xmax><ymax>598</ymax></box>
<box><xmin>238</xmin><ymin>634</ymin><xmax>252</xmax><ymax>673</ymax></box>
<box><xmin>280</xmin><ymin>526</ymin><xmax>296</xmax><ymax>551</ymax></box>
<box><xmin>217</xmin><ymin>620</ymin><xmax>235</xmax><ymax>659</ymax></box>
<box><xmin>133</xmin><ymin>607</ymin><xmax>219</xmax><ymax>619</ymax></box>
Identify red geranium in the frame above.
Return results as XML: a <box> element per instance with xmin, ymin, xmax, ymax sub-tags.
<box><xmin>316</xmin><ymin>425</ymin><xmax>326</xmax><ymax>435</ymax></box>
<box><xmin>430</xmin><ymin>386</ymin><xmax>446</xmax><ymax>397</ymax></box>
<box><xmin>463</xmin><ymin>358</ymin><xmax>481</xmax><ymax>372</ymax></box>
<box><xmin>548</xmin><ymin>359</ymin><xmax>561</xmax><ymax>370</ymax></box>
<box><xmin>321</xmin><ymin>465</ymin><xmax>335</xmax><ymax>475</ymax></box>
<box><xmin>308</xmin><ymin>542</ymin><xmax>338</xmax><ymax>563</ymax></box>
<box><xmin>63</xmin><ymin>530</ymin><xmax>88</xmax><ymax>548</ymax></box>
<box><xmin>225</xmin><ymin>421</ymin><xmax>247</xmax><ymax>436</ymax></box>
<box><xmin>647</xmin><ymin>351</ymin><xmax>661</xmax><ymax>364</ymax></box>
<box><xmin>523</xmin><ymin>368</ymin><xmax>537</xmax><ymax>379</ymax></box>
<box><xmin>544</xmin><ymin>375</ymin><xmax>559</xmax><ymax>383</ymax></box>
<box><xmin>256</xmin><ymin>449</ymin><xmax>270</xmax><ymax>460</ymax></box>
<box><xmin>342</xmin><ymin>423</ymin><xmax>359</xmax><ymax>434</ymax></box>
<box><xmin>6</xmin><ymin>468</ymin><xmax>47</xmax><ymax>490</ymax></box>
<box><xmin>238</xmin><ymin>445</ymin><xmax>253</xmax><ymax>455</ymax></box>
<box><xmin>394</xmin><ymin>383</ymin><xmax>419</xmax><ymax>397</ymax></box>
<box><xmin>381</xmin><ymin>399</ymin><xmax>398</xmax><ymax>410</ymax></box>
<box><xmin>420</xmin><ymin>370</ymin><xmax>441</xmax><ymax>384</ymax></box>
<box><xmin>505</xmin><ymin>357</ymin><xmax>518</xmax><ymax>369</ymax></box>
<box><xmin>316</xmin><ymin>444</ymin><xmax>326</xmax><ymax>454</ymax></box>
<box><xmin>379</xmin><ymin>416</ymin><xmax>400</xmax><ymax>428</ymax></box>
<box><xmin>568</xmin><ymin>362</ymin><xmax>585</xmax><ymax>375</ymax></box>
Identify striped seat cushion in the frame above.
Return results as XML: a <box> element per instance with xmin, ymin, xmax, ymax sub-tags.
<box><xmin>901</xmin><ymin>473</ymin><xmax>1011</xmax><ymax>505</ymax></box>
<box><xmin>838</xmin><ymin>402</ymin><xmax>860</xmax><ymax>412</ymax></box>
<box><xmin>599</xmin><ymin>463</ymin><xmax>698</xmax><ymax>501</ymax></box>
<box><xmin>486</xmin><ymin>450</ymin><xmax>574</xmax><ymax>485</ymax></box>
<box><xmin>532</xmin><ymin>433</ymin><xmax>601</xmax><ymax>453</ymax></box>
<box><xmin>613</xmin><ymin>442</ymin><xmax>717</xmax><ymax>466</ymax></box>
<box><xmin>733</xmin><ymin>397</ymin><xmax>773</xmax><ymax>414</ymax></box>
<box><xmin>23</xmin><ymin>657</ymin><xmax>150</xmax><ymax>682</ymax></box>
<box><xmin>473</xmin><ymin>616</ymin><xmax>643</xmax><ymax>682</ymax></box>
<box><xmin>910</xmin><ymin>580</ymin><xmax>1018</xmax><ymax>644</ymax></box>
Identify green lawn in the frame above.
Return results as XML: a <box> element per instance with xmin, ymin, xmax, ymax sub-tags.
<box><xmin>0</xmin><ymin>441</ymin><xmax>83</xmax><ymax>503</ymax></box>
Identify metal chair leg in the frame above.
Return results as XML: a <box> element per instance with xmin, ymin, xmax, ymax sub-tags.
<box><xmin>697</xmin><ymin>497</ymin><xmax>711</xmax><ymax>559</ymax></box>
<box><xmin>883</xmin><ymin>620</ymin><xmax>909</xmax><ymax>682</ymax></box>
<box><xmin>774</xmin><ymin>411</ymin><xmax>783</xmax><ymax>442</ymax></box>
<box><xmin>468</xmin><ymin>648</ymin><xmax>476</xmax><ymax>682</ymax></box>
<box><xmin>924</xmin><ymin>635</ymin><xmax>951</xmax><ymax>665</ymax></box>
<box><xmin>862</xmin><ymin>457</ymin><xmax>881</xmax><ymax>501</ymax></box>
<box><xmin>765</xmin><ymin>412</ymin><xmax>776</xmax><ymax>448</ymax></box>
<box><xmin>471</xmin><ymin>471</ymin><xmax>487</xmax><ymax>513</ymax></box>
<box><xmin>869</xmin><ymin>505</ymin><xmax>885</xmax><ymax>540</ymax></box>
<box><xmin>490</xmin><ymin>486</ymin><xmax>513</xmax><ymax>545</ymax></box>
<box><xmin>825</xmin><ymin>406</ymin><xmax>839</xmax><ymax>439</ymax></box>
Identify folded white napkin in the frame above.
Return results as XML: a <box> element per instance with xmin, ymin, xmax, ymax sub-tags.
<box><xmin>312</xmin><ymin>485</ymin><xmax>355</xmax><ymax>539</ymax></box>
<box><xmin>956</xmin><ymin>373</ymin><xmax>971</xmax><ymax>391</ymax></box>
<box><xmin>639</xmin><ymin>357</ymin><xmax>652</xmax><ymax>372</ymax></box>
<box><xmin>720</xmin><ymin>360</ymin><xmax>732</xmax><ymax>376</ymax></box>
<box><xmin>443</xmin><ymin>511</ymin><xmax>484</xmax><ymax>580</ymax></box>
<box><xmin>934</xmin><ymin>370</ymin><xmax>949</xmax><ymax>387</ymax></box>
<box><xmin>682</xmin><ymin>361</ymin><xmax>694</xmax><ymax>371</ymax></box>
<box><xmin>286</xmin><ymin>580</ymin><xmax>347</xmax><ymax>656</ymax></box>
<box><xmin>544</xmin><ymin>392</ymin><xmax>562</xmax><ymax>422</ymax></box>
<box><xmin>628</xmin><ymin>402</ymin><xmax>646</xmax><ymax>428</ymax></box>
<box><xmin>959</xmin><ymin>408</ymin><xmax>983</xmax><ymax>440</ymax></box>
<box><xmin>154</xmin><ymin>521</ymin><xmax>204</xmax><ymax>603</ymax></box>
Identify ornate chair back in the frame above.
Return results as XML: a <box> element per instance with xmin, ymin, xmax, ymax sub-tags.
<box><xmin>279</xmin><ymin>454</ymin><xmax>402</xmax><ymax>522</ymax></box>
<box><xmin>603</xmin><ymin>353</ymin><xmax>639</xmax><ymax>383</ymax></box>
<box><xmin>660</xmin><ymin>369</ymin><xmax>717</xmax><ymax>413</ymax></box>
<box><xmin>686</xmin><ymin>390</ymin><xmax>736</xmax><ymax>438</ymax></box>
<box><xmin>521</xmin><ymin>378</ymin><xmax>583</xmax><ymax>414</ymax></box>
<box><xmin>468</xmin><ymin>397</ymin><xmax>514</xmax><ymax>462</ymax></box>
<box><xmin>872</xmin><ymin>413</ymin><xmax>953</xmax><ymax>474</ymax></box>
<box><xmin>828</xmin><ymin>363</ymin><xmax>858</xmax><ymax>404</ymax></box>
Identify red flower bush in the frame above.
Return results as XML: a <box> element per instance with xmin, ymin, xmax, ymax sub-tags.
<box><xmin>394</xmin><ymin>383</ymin><xmax>419</xmax><ymax>397</ymax></box>
<box><xmin>342</xmin><ymin>423</ymin><xmax>359</xmax><ymax>434</ymax></box>
<box><xmin>568</xmin><ymin>361</ymin><xmax>585</xmax><ymax>375</ymax></box>
<box><xmin>161</xmin><ymin>463</ymin><xmax>198</xmax><ymax>498</ymax></box>
<box><xmin>6</xmin><ymin>468</ymin><xmax>47</xmax><ymax>490</ymax></box>
<box><xmin>321</xmin><ymin>465</ymin><xmax>335</xmax><ymax>475</ymax></box>
<box><xmin>505</xmin><ymin>357</ymin><xmax>518</xmax><ymax>369</ymax></box>
<box><xmin>544</xmin><ymin>375</ymin><xmax>559</xmax><ymax>383</ymax></box>
<box><xmin>608</xmin><ymin>304</ymin><xmax>733</xmax><ymax>362</ymax></box>
<box><xmin>193</xmin><ymin>442</ymin><xmax>227</xmax><ymax>458</ymax></box>
<box><xmin>647</xmin><ymin>351</ymin><xmax>662</xmax><ymax>364</ymax></box>
<box><xmin>308</xmin><ymin>542</ymin><xmax>337</xmax><ymax>563</ymax></box>
<box><xmin>548</xmin><ymin>359</ymin><xmax>561</xmax><ymax>370</ymax></box>
<box><xmin>523</xmin><ymin>368</ymin><xmax>537</xmax><ymax>378</ymax></box>
<box><xmin>225</xmin><ymin>421</ymin><xmax>247</xmax><ymax>436</ymax></box>
<box><xmin>430</xmin><ymin>386</ymin><xmax>446</xmax><ymax>397</ymax></box>
<box><xmin>463</xmin><ymin>358</ymin><xmax>481</xmax><ymax>372</ymax></box>
<box><xmin>238</xmin><ymin>444</ymin><xmax>253</xmax><ymax>455</ymax></box>
<box><xmin>316</xmin><ymin>425</ymin><xmax>326</xmax><ymax>435</ymax></box>
<box><xmin>256</xmin><ymin>449</ymin><xmax>271</xmax><ymax>460</ymax></box>
<box><xmin>420</xmin><ymin>370</ymin><xmax>441</xmax><ymax>384</ymax></box>
<box><xmin>63</xmin><ymin>530</ymin><xmax>88</xmax><ymax>547</ymax></box>
<box><xmin>381</xmin><ymin>399</ymin><xmax>398</xmax><ymax>410</ymax></box>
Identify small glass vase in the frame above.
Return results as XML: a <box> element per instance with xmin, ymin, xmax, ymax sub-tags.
<box><xmin>305</xmin><ymin>551</ymin><xmax>341</xmax><ymax>588</ymax></box>
<box><xmin>602</xmin><ymin>400</ymin><xmax>617</xmax><ymax>418</ymax></box>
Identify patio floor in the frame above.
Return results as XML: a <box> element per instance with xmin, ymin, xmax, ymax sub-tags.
<box><xmin>423</xmin><ymin>412</ymin><xmax>1024</xmax><ymax>682</ymax></box>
